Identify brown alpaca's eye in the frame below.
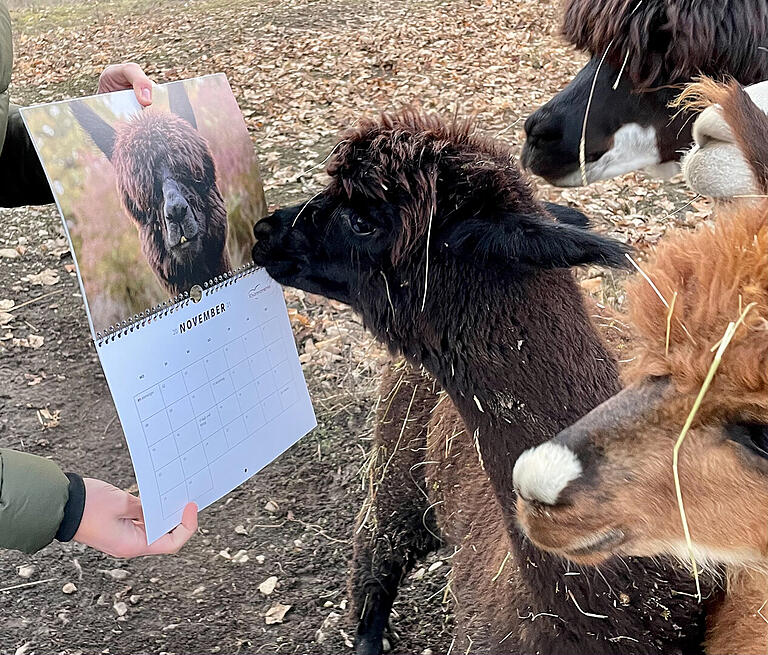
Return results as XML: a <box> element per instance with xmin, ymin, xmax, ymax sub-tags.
<box><xmin>349</xmin><ymin>214</ymin><xmax>376</xmax><ymax>236</ymax></box>
<box><xmin>727</xmin><ymin>422</ymin><xmax>768</xmax><ymax>459</ymax></box>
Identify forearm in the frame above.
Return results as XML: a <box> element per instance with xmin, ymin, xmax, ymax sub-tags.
<box><xmin>0</xmin><ymin>105</ymin><xmax>53</xmax><ymax>207</ymax></box>
<box><xmin>0</xmin><ymin>448</ymin><xmax>85</xmax><ymax>553</ymax></box>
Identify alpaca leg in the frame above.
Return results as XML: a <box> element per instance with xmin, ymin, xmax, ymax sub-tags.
<box><xmin>349</xmin><ymin>361</ymin><xmax>442</xmax><ymax>655</ymax></box>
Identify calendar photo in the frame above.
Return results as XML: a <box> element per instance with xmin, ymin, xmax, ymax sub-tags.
<box><xmin>21</xmin><ymin>74</ymin><xmax>266</xmax><ymax>336</ymax></box>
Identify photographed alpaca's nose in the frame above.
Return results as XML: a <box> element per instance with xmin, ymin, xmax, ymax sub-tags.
<box><xmin>165</xmin><ymin>196</ymin><xmax>188</xmax><ymax>223</ymax></box>
<box><xmin>513</xmin><ymin>442</ymin><xmax>583</xmax><ymax>506</ymax></box>
<box><xmin>163</xmin><ymin>179</ymin><xmax>189</xmax><ymax>224</ymax></box>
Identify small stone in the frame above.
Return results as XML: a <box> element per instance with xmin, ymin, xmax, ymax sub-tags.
<box><xmin>258</xmin><ymin>576</ymin><xmax>278</xmax><ymax>595</ymax></box>
<box><xmin>427</xmin><ymin>561</ymin><xmax>444</xmax><ymax>572</ymax></box>
<box><xmin>421</xmin><ymin>649</ymin><xmax>434</xmax><ymax>655</ymax></box>
<box><xmin>17</xmin><ymin>565</ymin><xmax>36</xmax><ymax>579</ymax></box>
<box><xmin>62</xmin><ymin>582</ymin><xmax>77</xmax><ymax>594</ymax></box>
<box><xmin>412</xmin><ymin>567</ymin><xmax>426</xmax><ymax>580</ymax></box>
<box><xmin>315</xmin><ymin>611</ymin><xmax>341</xmax><ymax>644</ymax></box>
<box><xmin>103</xmin><ymin>568</ymin><xmax>130</xmax><ymax>581</ymax></box>
<box><xmin>619</xmin><ymin>592</ymin><xmax>631</xmax><ymax>606</ymax></box>
<box><xmin>218</xmin><ymin>549</ymin><xmax>232</xmax><ymax>560</ymax></box>
<box><xmin>382</xmin><ymin>637</ymin><xmax>391</xmax><ymax>652</ymax></box>
<box><xmin>323</xmin><ymin>600</ymin><xmax>333</xmax><ymax>608</ymax></box>
<box><xmin>255</xmin><ymin>555</ymin><xmax>266</xmax><ymax>564</ymax></box>
<box><xmin>231</xmin><ymin>549</ymin><xmax>249</xmax><ymax>564</ymax></box>
<box><xmin>113</xmin><ymin>601</ymin><xmax>128</xmax><ymax>617</ymax></box>
<box><xmin>264</xmin><ymin>500</ymin><xmax>279</xmax><ymax>513</ymax></box>
<box><xmin>129</xmin><ymin>595</ymin><xmax>141</xmax><ymax>605</ymax></box>
<box><xmin>0</xmin><ymin>248</ymin><xmax>19</xmax><ymax>259</ymax></box>
<box><xmin>190</xmin><ymin>585</ymin><xmax>206</xmax><ymax>597</ymax></box>
<box><xmin>234</xmin><ymin>524</ymin><xmax>248</xmax><ymax>536</ymax></box>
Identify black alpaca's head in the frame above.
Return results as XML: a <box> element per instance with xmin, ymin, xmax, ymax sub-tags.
<box><xmin>253</xmin><ymin>110</ymin><xmax>627</xmax><ymax>346</ymax></box>
<box><xmin>522</xmin><ymin>0</ymin><xmax>768</xmax><ymax>186</ymax></box>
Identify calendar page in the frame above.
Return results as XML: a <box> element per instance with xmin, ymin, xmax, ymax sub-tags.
<box><xmin>97</xmin><ymin>269</ymin><xmax>315</xmax><ymax>542</ymax></box>
<box><xmin>21</xmin><ymin>76</ymin><xmax>317</xmax><ymax>542</ymax></box>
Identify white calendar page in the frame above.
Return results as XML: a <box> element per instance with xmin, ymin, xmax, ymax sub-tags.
<box><xmin>97</xmin><ymin>268</ymin><xmax>316</xmax><ymax>542</ymax></box>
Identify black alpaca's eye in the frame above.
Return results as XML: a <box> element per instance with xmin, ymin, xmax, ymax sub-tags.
<box><xmin>726</xmin><ymin>422</ymin><xmax>768</xmax><ymax>458</ymax></box>
<box><xmin>349</xmin><ymin>214</ymin><xmax>376</xmax><ymax>236</ymax></box>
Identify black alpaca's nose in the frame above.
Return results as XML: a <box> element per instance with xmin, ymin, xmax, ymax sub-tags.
<box><xmin>253</xmin><ymin>218</ymin><xmax>274</xmax><ymax>241</ymax></box>
<box><xmin>523</xmin><ymin>108</ymin><xmax>563</xmax><ymax>145</ymax></box>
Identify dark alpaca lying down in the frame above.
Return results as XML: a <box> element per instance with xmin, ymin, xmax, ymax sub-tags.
<box><xmin>72</xmin><ymin>81</ymin><xmax>231</xmax><ymax>297</ymax></box>
<box><xmin>252</xmin><ymin>110</ymin><xmax>715</xmax><ymax>654</ymax></box>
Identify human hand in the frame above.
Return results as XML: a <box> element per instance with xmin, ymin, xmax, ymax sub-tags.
<box><xmin>97</xmin><ymin>63</ymin><xmax>154</xmax><ymax>107</ymax></box>
<box><xmin>73</xmin><ymin>478</ymin><xmax>198</xmax><ymax>558</ymax></box>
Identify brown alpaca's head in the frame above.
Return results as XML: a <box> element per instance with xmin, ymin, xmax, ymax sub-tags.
<box><xmin>513</xmin><ymin>205</ymin><xmax>768</xmax><ymax>567</ymax></box>
<box><xmin>72</xmin><ymin>82</ymin><xmax>229</xmax><ymax>292</ymax></box>
<box><xmin>252</xmin><ymin>110</ymin><xmax>628</xmax><ymax>352</ymax></box>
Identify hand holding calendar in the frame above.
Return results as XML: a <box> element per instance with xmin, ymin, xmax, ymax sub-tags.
<box><xmin>21</xmin><ymin>75</ymin><xmax>316</xmax><ymax>542</ymax></box>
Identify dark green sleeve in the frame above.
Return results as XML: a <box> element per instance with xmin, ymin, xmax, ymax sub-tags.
<box><xmin>0</xmin><ymin>104</ymin><xmax>54</xmax><ymax>207</ymax></box>
<box><xmin>0</xmin><ymin>448</ymin><xmax>70</xmax><ymax>553</ymax></box>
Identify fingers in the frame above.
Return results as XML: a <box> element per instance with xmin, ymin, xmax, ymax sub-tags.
<box><xmin>143</xmin><ymin>503</ymin><xmax>199</xmax><ymax>555</ymax></box>
<box><xmin>97</xmin><ymin>63</ymin><xmax>153</xmax><ymax>107</ymax></box>
<box><xmin>125</xmin><ymin>64</ymin><xmax>154</xmax><ymax>107</ymax></box>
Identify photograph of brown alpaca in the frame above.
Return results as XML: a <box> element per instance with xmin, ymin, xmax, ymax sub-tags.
<box><xmin>22</xmin><ymin>74</ymin><xmax>264</xmax><ymax>334</ymax></box>
<box><xmin>71</xmin><ymin>82</ymin><xmax>231</xmax><ymax>296</ymax></box>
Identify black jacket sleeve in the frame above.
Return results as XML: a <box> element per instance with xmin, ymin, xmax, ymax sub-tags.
<box><xmin>0</xmin><ymin>104</ymin><xmax>53</xmax><ymax>207</ymax></box>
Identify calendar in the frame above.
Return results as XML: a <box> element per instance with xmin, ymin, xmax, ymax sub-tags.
<box><xmin>21</xmin><ymin>75</ymin><xmax>316</xmax><ymax>541</ymax></box>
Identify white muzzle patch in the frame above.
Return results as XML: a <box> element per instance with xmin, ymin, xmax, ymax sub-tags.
<box><xmin>513</xmin><ymin>442</ymin><xmax>583</xmax><ymax>506</ymax></box>
<box><xmin>553</xmin><ymin>123</ymin><xmax>663</xmax><ymax>187</ymax></box>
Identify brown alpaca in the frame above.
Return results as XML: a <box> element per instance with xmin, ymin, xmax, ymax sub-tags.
<box><xmin>252</xmin><ymin>110</ymin><xmax>714</xmax><ymax>654</ymax></box>
<box><xmin>514</xmin><ymin>80</ymin><xmax>768</xmax><ymax>654</ymax></box>
<box><xmin>72</xmin><ymin>82</ymin><xmax>230</xmax><ymax>297</ymax></box>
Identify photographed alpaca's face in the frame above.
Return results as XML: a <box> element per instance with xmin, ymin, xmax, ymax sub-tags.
<box><xmin>513</xmin><ymin>376</ymin><xmax>768</xmax><ymax>567</ymax></box>
<box><xmin>521</xmin><ymin>58</ymin><xmax>688</xmax><ymax>186</ymax></box>
<box><xmin>121</xmin><ymin>151</ymin><xmax>216</xmax><ymax>265</ymax></box>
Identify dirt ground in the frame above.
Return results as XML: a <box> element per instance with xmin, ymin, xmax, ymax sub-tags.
<box><xmin>0</xmin><ymin>1</ymin><xmax>711</xmax><ymax>654</ymax></box>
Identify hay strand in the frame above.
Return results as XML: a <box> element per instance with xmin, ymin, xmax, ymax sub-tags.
<box><xmin>672</xmin><ymin>302</ymin><xmax>756</xmax><ymax>601</ymax></box>
<box><xmin>580</xmin><ymin>41</ymin><xmax>614</xmax><ymax>185</ymax></box>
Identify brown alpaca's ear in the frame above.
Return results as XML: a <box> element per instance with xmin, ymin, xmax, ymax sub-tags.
<box><xmin>167</xmin><ymin>81</ymin><xmax>197</xmax><ymax>130</ymax></box>
<box><xmin>445</xmin><ymin>212</ymin><xmax>631</xmax><ymax>271</ymax></box>
<box><xmin>71</xmin><ymin>101</ymin><xmax>117</xmax><ymax>161</ymax></box>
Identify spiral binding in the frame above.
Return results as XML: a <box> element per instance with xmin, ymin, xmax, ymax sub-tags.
<box><xmin>96</xmin><ymin>262</ymin><xmax>260</xmax><ymax>347</ymax></box>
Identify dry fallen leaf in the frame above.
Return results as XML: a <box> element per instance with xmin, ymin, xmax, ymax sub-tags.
<box><xmin>265</xmin><ymin>602</ymin><xmax>291</xmax><ymax>625</ymax></box>
<box><xmin>25</xmin><ymin>268</ymin><xmax>59</xmax><ymax>286</ymax></box>
<box><xmin>258</xmin><ymin>576</ymin><xmax>278</xmax><ymax>595</ymax></box>
<box><xmin>27</xmin><ymin>334</ymin><xmax>44</xmax><ymax>349</ymax></box>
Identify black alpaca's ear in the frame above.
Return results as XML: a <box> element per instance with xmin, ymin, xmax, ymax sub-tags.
<box><xmin>543</xmin><ymin>202</ymin><xmax>590</xmax><ymax>228</ymax></box>
<box><xmin>167</xmin><ymin>81</ymin><xmax>197</xmax><ymax>130</ymax></box>
<box><xmin>71</xmin><ymin>101</ymin><xmax>117</xmax><ymax>161</ymax></box>
<box><xmin>445</xmin><ymin>212</ymin><xmax>631</xmax><ymax>270</ymax></box>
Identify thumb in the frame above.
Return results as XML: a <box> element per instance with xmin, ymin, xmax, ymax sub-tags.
<box><xmin>133</xmin><ymin>78</ymin><xmax>153</xmax><ymax>107</ymax></box>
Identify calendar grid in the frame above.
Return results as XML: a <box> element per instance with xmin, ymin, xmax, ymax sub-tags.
<box><xmin>134</xmin><ymin>315</ymin><xmax>297</xmax><ymax>518</ymax></box>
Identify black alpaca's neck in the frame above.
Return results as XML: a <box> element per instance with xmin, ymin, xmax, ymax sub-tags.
<box><xmin>390</xmin><ymin>265</ymin><xmax>620</xmax><ymax>516</ymax></box>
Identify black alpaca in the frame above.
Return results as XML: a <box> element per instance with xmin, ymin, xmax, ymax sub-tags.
<box><xmin>253</xmin><ymin>110</ymin><xmax>714</xmax><ymax>653</ymax></box>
